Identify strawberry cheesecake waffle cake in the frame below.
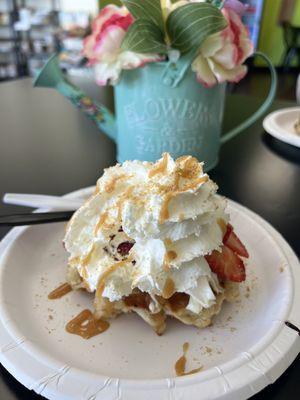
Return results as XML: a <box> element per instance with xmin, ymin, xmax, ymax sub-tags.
<box><xmin>64</xmin><ymin>153</ymin><xmax>249</xmax><ymax>335</ymax></box>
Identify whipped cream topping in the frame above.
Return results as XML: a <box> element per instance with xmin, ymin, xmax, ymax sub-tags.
<box><xmin>64</xmin><ymin>153</ymin><xmax>229</xmax><ymax>314</ymax></box>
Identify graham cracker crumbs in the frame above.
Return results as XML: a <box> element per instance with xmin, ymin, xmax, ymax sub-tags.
<box><xmin>48</xmin><ymin>315</ymin><xmax>53</xmax><ymax>320</ymax></box>
<box><xmin>230</xmin><ymin>327</ymin><xmax>237</xmax><ymax>332</ymax></box>
<box><xmin>279</xmin><ymin>267</ymin><xmax>284</xmax><ymax>273</ymax></box>
<box><xmin>245</xmin><ymin>286</ymin><xmax>251</xmax><ymax>298</ymax></box>
<box><xmin>205</xmin><ymin>346</ymin><xmax>213</xmax><ymax>354</ymax></box>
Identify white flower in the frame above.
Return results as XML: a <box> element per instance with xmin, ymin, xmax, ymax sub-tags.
<box><xmin>191</xmin><ymin>7</ymin><xmax>253</xmax><ymax>86</ymax></box>
<box><xmin>83</xmin><ymin>5</ymin><xmax>163</xmax><ymax>85</ymax></box>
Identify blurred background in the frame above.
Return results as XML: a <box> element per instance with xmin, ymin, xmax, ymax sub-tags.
<box><xmin>0</xmin><ymin>0</ymin><xmax>299</xmax><ymax>101</ymax></box>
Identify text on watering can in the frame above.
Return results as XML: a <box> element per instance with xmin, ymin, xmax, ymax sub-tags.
<box><xmin>124</xmin><ymin>98</ymin><xmax>215</xmax><ymax>126</ymax></box>
<box><xmin>123</xmin><ymin>98</ymin><xmax>218</xmax><ymax>156</ymax></box>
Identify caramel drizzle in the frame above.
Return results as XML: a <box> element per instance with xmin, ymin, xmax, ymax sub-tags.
<box><xmin>96</xmin><ymin>256</ymin><xmax>133</xmax><ymax>298</ymax></box>
<box><xmin>48</xmin><ymin>283</ymin><xmax>72</xmax><ymax>300</ymax></box>
<box><xmin>163</xmin><ymin>250</ymin><xmax>177</xmax><ymax>271</ymax></box>
<box><xmin>69</xmin><ymin>256</ymin><xmax>80</xmax><ymax>266</ymax></box>
<box><xmin>159</xmin><ymin>192</ymin><xmax>175</xmax><ymax>224</ymax></box>
<box><xmin>180</xmin><ymin>176</ymin><xmax>208</xmax><ymax>191</ymax></box>
<box><xmin>162</xmin><ymin>277</ymin><xmax>175</xmax><ymax>299</ymax></box>
<box><xmin>104</xmin><ymin>174</ymin><xmax>126</xmax><ymax>193</ymax></box>
<box><xmin>94</xmin><ymin>211</ymin><xmax>109</xmax><ymax>235</ymax></box>
<box><xmin>175</xmin><ymin>342</ymin><xmax>202</xmax><ymax>377</ymax></box>
<box><xmin>82</xmin><ymin>244</ymin><xmax>95</xmax><ymax>266</ymax></box>
<box><xmin>158</xmin><ymin>156</ymin><xmax>208</xmax><ymax>224</ymax></box>
<box><xmin>167</xmin><ymin>250</ymin><xmax>177</xmax><ymax>261</ymax></box>
<box><xmin>177</xmin><ymin>156</ymin><xmax>202</xmax><ymax>179</ymax></box>
<box><xmin>65</xmin><ymin>309</ymin><xmax>109</xmax><ymax>339</ymax></box>
<box><xmin>79</xmin><ymin>244</ymin><xmax>95</xmax><ymax>281</ymax></box>
<box><xmin>176</xmin><ymin>155</ymin><xmax>191</xmax><ymax>164</ymax></box>
<box><xmin>148</xmin><ymin>153</ymin><xmax>168</xmax><ymax>178</ymax></box>
<box><xmin>80</xmin><ymin>265</ymin><xmax>89</xmax><ymax>281</ymax></box>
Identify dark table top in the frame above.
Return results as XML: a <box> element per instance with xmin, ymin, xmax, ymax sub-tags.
<box><xmin>0</xmin><ymin>78</ymin><xmax>299</xmax><ymax>399</ymax></box>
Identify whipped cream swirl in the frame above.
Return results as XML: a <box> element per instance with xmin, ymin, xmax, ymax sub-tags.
<box><xmin>64</xmin><ymin>153</ymin><xmax>229</xmax><ymax>314</ymax></box>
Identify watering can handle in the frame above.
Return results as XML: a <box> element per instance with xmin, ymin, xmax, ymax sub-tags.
<box><xmin>221</xmin><ymin>51</ymin><xmax>277</xmax><ymax>144</ymax></box>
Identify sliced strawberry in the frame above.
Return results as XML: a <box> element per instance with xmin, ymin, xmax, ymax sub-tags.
<box><xmin>205</xmin><ymin>245</ymin><xmax>246</xmax><ymax>282</ymax></box>
<box><xmin>223</xmin><ymin>223</ymin><xmax>233</xmax><ymax>242</ymax></box>
<box><xmin>223</xmin><ymin>224</ymin><xmax>249</xmax><ymax>258</ymax></box>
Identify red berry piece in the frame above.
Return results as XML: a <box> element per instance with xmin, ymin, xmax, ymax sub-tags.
<box><xmin>223</xmin><ymin>224</ymin><xmax>249</xmax><ymax>258</ymax></box>
<box><xmin>205</xmin><ymin>245</ymin><xmax>246</xmax><ymax>282</ymax></box>
<box><xmin>117</xmin><ymin>241</ymin><xmax>134</xmax><ymax>256</ymax></box>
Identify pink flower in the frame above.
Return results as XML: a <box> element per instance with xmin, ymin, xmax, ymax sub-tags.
<box><xmin>224</xmin><ymin>0</ymin><xmax>246</xmax><ymax>16</ymax></box>
<box><xmin>192</xmin><ymin>7</ymin><xmax>253</xmax><ymax>87</ymax></box>
<box><xmin>83</xmin><ymin>5</ymin><xmax>163</xmax><ymax>85</ymax></box>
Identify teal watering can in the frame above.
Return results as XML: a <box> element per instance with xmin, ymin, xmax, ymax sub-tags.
<box><xmin>34</xmin><ymin>52</ymin><xmax>277</xmax><ymax>171</ymax></box>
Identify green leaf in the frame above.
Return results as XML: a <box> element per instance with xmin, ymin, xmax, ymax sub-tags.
<box><xmin>166</xmin><ymin>3</ymin><xmax>228</xmax><ymax>54</ymax></box>
<box><xmin>122</xmin><ymin>0</ymin><xmax>164</xmax><ymax>32</ymax></box>
<box><xmin>121</xmin><ymin>19</ymin><xmax>167</xmax><ymax>54</ymax></box>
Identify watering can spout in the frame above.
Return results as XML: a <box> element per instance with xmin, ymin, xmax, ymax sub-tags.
<box><xmin>33</xmin><ymin>54</ymin><xmax>117</xmax><ymax>141</ymax></box>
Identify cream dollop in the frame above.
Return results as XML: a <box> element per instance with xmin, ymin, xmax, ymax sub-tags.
<box><xmin>64</xmin><ymin>153</ymin><xmax>228</xmax><ymax>314</ymax></box>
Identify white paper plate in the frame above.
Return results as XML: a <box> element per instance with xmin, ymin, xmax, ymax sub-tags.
<box><xmin>0</xmin><ymin>187</ymin><xmax>299</xmax><ymax>400</ymax></box>
<box><xmin>263</xmin><ymin>107</ymin><xmax>300</xmax><ymax>147</ymax></box>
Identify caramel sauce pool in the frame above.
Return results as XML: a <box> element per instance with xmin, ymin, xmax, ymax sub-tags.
<box><xmin>175</xmin><ymin>342</ymin><xmax>202</xmax><ymax>377</ymax></box>
<box><xmin>66</xmin><ymin>309</ymin><xmax>109</xmax><ymax>339</ymax></box>
<box><xmin>48</xmin><ymin>283</ymin><xmax>72</xmax><ymax>300</ymax></box>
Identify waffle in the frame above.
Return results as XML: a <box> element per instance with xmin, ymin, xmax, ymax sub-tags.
<box><xmin>68</xmin><ymin>265</ymin><xmax>239</xmax><ymax>335</ymax></box>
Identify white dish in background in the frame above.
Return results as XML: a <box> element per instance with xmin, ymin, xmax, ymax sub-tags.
<box><xmin>0</xmin><ymin>187</ymin><xmax>299</xmax><ymax>400</ymax></box>
<box><xmin>263</xmin><ymin>107</ymin><xmax>300</xmax><ymax>148</ymax></box>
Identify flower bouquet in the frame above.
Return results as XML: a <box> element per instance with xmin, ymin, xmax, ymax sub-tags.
<box><xmin>34</xmin><ymin>0</ymin><xmax>276</xmax><ymax>168</ymax></box>
<box><xmin>83</xmin><ymin>0</ymin><xmax>253</xmax><ymax>87</ymax></box>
